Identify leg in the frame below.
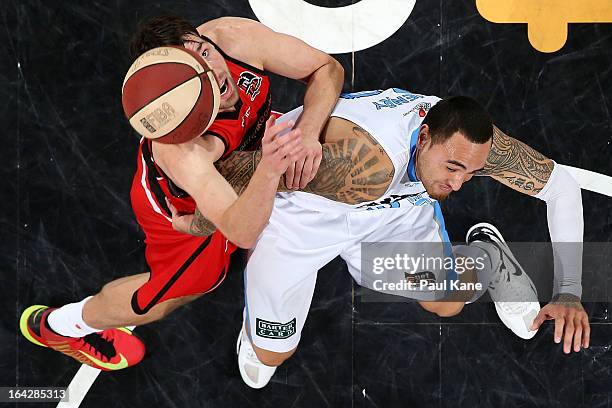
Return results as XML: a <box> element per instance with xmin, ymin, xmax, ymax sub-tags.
<box><xmin>418</xmin><ymin>301</ymin><xmax>465</xmax><ymax>317</ymax></box>
<box><xmin>238</xmin><ymin>200</ymin><xmax>346</xmax><ymax>388</ymax></box>
<box><xmin>83</xmin><ymin>272</ymin><xmax>202</xmax><ymax>329</ymax></box>
<box><xmin>341</xmin><ymin>206</ymin><xmax>482</xmax><ymax>318</ymax></box>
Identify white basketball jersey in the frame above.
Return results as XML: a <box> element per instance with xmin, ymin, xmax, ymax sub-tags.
<box><xmin>277</xmin><ymin>88</ymin><xmax>441</xmax><ymax>214</ymax></box>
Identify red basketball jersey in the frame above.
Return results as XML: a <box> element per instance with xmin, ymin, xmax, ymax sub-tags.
<box><xmin>142</xmin><ymin>42</ymin><xmax>272</xmax><ymax>216</ymax></box>
<box><xmin>205</xmin><ymin>40</ymin><xmax>272</xmax><ymax>159</ymax></box>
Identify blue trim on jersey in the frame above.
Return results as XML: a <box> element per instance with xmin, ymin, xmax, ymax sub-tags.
<box><xmin>433</xmin><ymin>202</ymin><xmax>457</xmax><ymax>284</ymax></box>
<box><xmin>243</xmin><ymin>269</ymin><xmax>253</xmax><ymax>342</ymax></box>
<box><xmin>340</xmin><ymin>90</ymin><xmax>384</xmax><ymax>99</ymax></box>
<box><xmin>408</xmin><ymin>128</ymin><xmax>420</xmax><ymax>182</ymax></box>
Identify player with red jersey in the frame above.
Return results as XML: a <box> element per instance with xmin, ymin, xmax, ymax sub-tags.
<box><xmin>20</xmin><ymin>15</ymin><xmax>344</xmax><ymax>370</ymax></box>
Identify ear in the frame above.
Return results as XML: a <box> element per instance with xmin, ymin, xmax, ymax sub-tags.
<box><xmin>417</xmin><ymin>124</ymin><xmax>430</xmax><ymax>149</ymax></box>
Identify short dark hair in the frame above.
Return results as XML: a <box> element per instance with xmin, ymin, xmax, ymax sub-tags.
<box><xmin>129</xmin><ymin>15</ymin><xmax>198</xmax><ymax>58</ymax></box>
<box><xmin>422</xmin><ymin>96</ymin><xmax>493</xmax><ymax>145</ymax></box>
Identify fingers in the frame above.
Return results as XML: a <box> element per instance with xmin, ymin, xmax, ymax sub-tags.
<box><xmin>554</xmin><ymin>316</ymin><xmax>565</xmax><ymax>345</ymax></box>
<box><xmin>562</xmin><ymin>317</ymin><xmax>575</xmax><ymax>354</ymax></box>
<box><xmin>285</xmin><ymin>162</ymin><xmax>296</xmax><ymax>189</ymax></box>
<box><xmin>299</xmin><ymin>156</ymin><xmax>315</xmax><ymax>189</ymax></box>
<box><xmin>263</xmin><ymin>119</ymin><xmax>294</xmax><ymax>143</ymax></box>
<box><xmin>165</xmin><ymin>198</ymin><xmax>177</xmax><ymax>216</ymax></box>
<box><xmin>572</xmin><ymin>315</ymin><xmax>583</xmax><ymax>353</ymax></box>
<box><xmin>530</xmin><ymin>309</ymin><xmax>548</xmax><ymax>331</ymax></box>
<box><xmin>287</xmin><ymin>158</ymin><xmax>306</xmax><ymax>189</ymax></box>
<box><xmin>271</xmin><ymin>133</ymin><xmax>304</xmax><ymax>164</ymax></box>
<box><xmin>311</xmin><ymin>153</ymin><xmax>323</xmax><ymax>183</ymax></box>
<box><xmin>582</xmin><ymin>317</ymin><xmax>591</xmax><ymax>349</ymax></box>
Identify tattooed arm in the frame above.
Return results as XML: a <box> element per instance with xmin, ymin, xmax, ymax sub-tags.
<box><xmin>215</xmin><ymin>125</ymin><xmax>394</xmax><ymax>204</ymax></box>
<box><xmin>476</xmin><ymin>125</ymin><xmax>554</xmax><ymax>194</ymax></box>
<box><xmin>479</xmin><ymin>125</ymin><xmax>588</xmax><ymax>352</ymax></box>
<box><xmin>185</xmin><ymin>125</ymin><xmax>395</xmax><ymax>233</ymax></box>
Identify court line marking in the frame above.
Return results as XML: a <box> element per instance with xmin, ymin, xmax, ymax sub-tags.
<box><xmin>248</xmin><ymin>0</ymin><xmax>416</xmax><ymax>53</ymax></box>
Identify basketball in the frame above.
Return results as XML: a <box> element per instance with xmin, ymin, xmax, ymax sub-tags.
<box><xmin>122</xmin><ymin>46</ymin><xmax>220</xmax><ymax>144</ymax></box>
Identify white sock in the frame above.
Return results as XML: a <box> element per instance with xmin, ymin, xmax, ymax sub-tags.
<box><xmin>47</xmin><ymin>296</ymin><xmax>102</xmax><ymax>338</ymax></box>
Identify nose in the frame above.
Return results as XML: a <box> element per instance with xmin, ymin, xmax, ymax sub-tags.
<box><xmin>448</xmin><ymin>174</ymin><xmax>464</xmax><ymax>191</ymax></box>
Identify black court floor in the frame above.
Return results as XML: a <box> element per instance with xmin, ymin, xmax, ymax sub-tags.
<box><xmin>3</xmin><ymin>0</ymin><xmax>612</xmax><ymax>407</ymax></box>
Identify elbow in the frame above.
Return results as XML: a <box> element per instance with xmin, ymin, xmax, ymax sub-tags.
<box><xmin>330</xmin><ymin>58</ymin><xmax>345</xmax><ymax>86</ymax></box>
<box><xmin>227</xmin><ymin>232</ymin><xmax>257</xmax><ymax>249</ymax></box>
<box><xmin>235</xmin><ymin>237</ymin><xmax>257</xmax><ymax>249</ymax></box>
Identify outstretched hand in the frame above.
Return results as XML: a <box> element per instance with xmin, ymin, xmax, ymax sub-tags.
<box><xmin>530</xmin><ymin>294</ymin><xmax>590</xmax><ymax>354</ymax></box>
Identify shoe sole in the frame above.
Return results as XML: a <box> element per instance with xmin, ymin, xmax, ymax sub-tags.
<box><xmin>493</xmin><ymin>302</ymin><xmax>539</xmax><ymax>339</ymax></box>
<box><xmin>466</xmin><ymin>222</ymin><xmax>526</xmax><ymax>275</ymax></box>
<box><xmin>466</xmin><ymin>222</ymin><xmax>507</xmax><ymax>245</ymax></box>
<box><xmin>19</xmin><ymin>305</ymin><xmax>49</xmax><ymax>348</ymax></box>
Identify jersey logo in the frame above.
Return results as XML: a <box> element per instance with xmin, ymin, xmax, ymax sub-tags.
<box><xmin>78</xmin><ymin>351</ymin><xmax>129</xmax><ymax>370</ymax></box>
<box><xmin>242</xmin><ymin>106</ymin><xmax>251</xmax><ymax>128</ymax></box>
<box><xmin>357</xmin><ymin>192</ymin><xmax>432</xmax><ymax>210</ymax></box>
<box><xmin>237</xmin><ymin>71</ymin><xmax>263</xmax><ymax>101</ymax></box>
<box><xmin>404</xmin><ymin>102</ymin><xmax>432</xmax><ymax>118</ymax></box>
<box><xmin>255</xmin><ymin>318</ymin><xmax>296</xmax><ymax>339</ymax></box>
<box><xmin>372</xmin><ymin>93</ymin><xmax>423</xmax><ymax>110</ymax></box>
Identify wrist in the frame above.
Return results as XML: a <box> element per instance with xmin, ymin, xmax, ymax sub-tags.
<box><xmin>255</xmin><ymin>160</ymin><xmax>283</xmax><ymax>181</ymax></box>
<box><xmin>552</xmin><ymin>293</ymin><xmax>581</xmax><ymax>303</ymax></box>
<box><xmin>296</xmin><ymin>122</ymin><xmax>322</xmax><ymax>141</ymax></box>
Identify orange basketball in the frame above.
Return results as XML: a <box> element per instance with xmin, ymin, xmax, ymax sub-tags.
<box><xmin>122</xmin><ymin>46</ymin><xmax>220</xmax><ymax>144</ymax></box>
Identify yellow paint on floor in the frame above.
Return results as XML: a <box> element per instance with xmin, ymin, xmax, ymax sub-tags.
<box><xmin>476</xmin><ymin>0</ymin><xmax>612</xmax><ymax>52</ymax></box>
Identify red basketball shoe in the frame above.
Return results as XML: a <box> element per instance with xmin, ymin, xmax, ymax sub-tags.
<box><xmin>20</xmin><ymin>305</ymin><xmax>145</xmax><ymax>371</ymax></box>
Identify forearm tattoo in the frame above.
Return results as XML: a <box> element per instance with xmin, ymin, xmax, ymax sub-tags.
<box><xmin>476</xmin><ymin>126</ymin><xmax>554</xmax><ymax>195</ymax></box>
<box><xmin>189</xmin><ymin>208</ymin><xmax>217</xmax><ymax>236</ymax></box>
<box><xmin>552</xmin><ymin>293</ymin><xmax>584</xmax><ymax>310</ymax></box>
<box><xmin>215</xmin><ymin>126</ymin><xmax>394</xmax><ymax>204</ymax></box>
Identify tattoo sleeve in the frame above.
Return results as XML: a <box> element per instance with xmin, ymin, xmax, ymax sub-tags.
<box><xmin>189</xmin><ymin>208</ymin><xmax>217</xmax><ymax>236</ymax></box>
<box><xmin>215</xmin><ymin>126</ymin><xmax>394</xmax><ymax>205</ymax></box>
<box><xmin>476</xmin><ymin>126</ymin><xmax>555</xmax><ymax>195</ymax></box>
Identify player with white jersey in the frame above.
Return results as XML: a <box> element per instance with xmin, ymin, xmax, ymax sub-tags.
<box><xmin>168</xmin><ymin>88</ymin><xmax>588</xmax><ymax>388</ymax></box>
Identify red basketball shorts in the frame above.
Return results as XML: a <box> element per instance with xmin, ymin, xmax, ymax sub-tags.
<box><xmin>129</xmin><ymin>146</ymin><xmax>237</xmax><ymax>315</ymax></box>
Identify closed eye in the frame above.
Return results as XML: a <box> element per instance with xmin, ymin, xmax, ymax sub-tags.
<box><xmin>447</xmin><ymin>167</ymin><xmax>457</xmax><ymax>173</ymax></box>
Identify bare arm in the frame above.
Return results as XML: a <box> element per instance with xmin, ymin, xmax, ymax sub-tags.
<box><xmin>201</xmin><ymin>17</ymin><xmax>344</xmax><ymax>188</ymax></box>
<box><xmin>157</xmin><ymin>119</ymin><xmax>304</xmax><ymax>247</ymax></box>
<box><xmin>216</xmin><ymin>125</ymin><xmax>393</xmax><ymax>202</ymax></box>
<box><xmin>202</xmin><ymin>17</ymin><xmax>344</xmax><ymax>138</ymax></box>
<box><xmin>183</xmin><ymin>125</ymin><xmax>394</xmax><ymax>234</ymax></box>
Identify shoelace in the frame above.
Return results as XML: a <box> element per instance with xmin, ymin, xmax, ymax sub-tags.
<box><xmin>80</xmin><ymin>332</ymin><xmax>117</xmax><ymax>361</ymax></box>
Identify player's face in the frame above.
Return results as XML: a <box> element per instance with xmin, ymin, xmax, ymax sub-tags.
<box><xmin>183</xmin><ymin>36</ymin><xmax>240</xmax><ymax>111</ymax></box>
<box><xmin>415</xmin><ymin>125</ymin><xmax>491</xmax><ymax>201</ymax></box>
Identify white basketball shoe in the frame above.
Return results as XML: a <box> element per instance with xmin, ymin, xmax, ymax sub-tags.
<box><xmin>237</xmin><ymin>323</ymin><xmax>277</xmax><ymax>388</ymax></box>
<box><xmin>466</xmin><ymin>223</ymin><xmax>540</xmax><ymax>339</ymax></box>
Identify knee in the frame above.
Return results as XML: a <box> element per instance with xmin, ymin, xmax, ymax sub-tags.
<box><xmin>435</xmin><ymin>303</ymin><xmax>464</xmax><ymax>317</ymax></box>
<box><xmin>254</xmin><ymin>347</ymin><xmax>296</xmax><ymax>367</ymax></box>
<box><xmin>419</xmin><ymin>301</ymin><xmax>464</xmax><ymax>318</ymax></box>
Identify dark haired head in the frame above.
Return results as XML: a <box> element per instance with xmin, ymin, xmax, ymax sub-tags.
<box><xmin>129</xmin><ymin>15</ymin><xmax>198</xmax><ymax>58</ymax></box>
<box><xmin>422</xmin><ymin>96</ymin><xmax>493</xmax><ymax>145</ymax></box>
